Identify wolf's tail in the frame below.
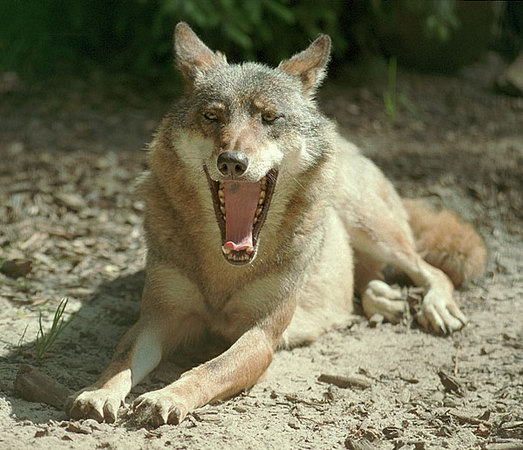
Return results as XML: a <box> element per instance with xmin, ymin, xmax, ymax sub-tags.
<box><xmin>403</xmin><ymin>199</ymin><xmax>487</xmax><ymax>287</ymax></box>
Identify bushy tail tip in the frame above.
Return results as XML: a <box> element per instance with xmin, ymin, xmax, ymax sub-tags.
<box><xmin>403</xmin><ymin>199</ymin><xmax>487</xmax><ymax>287</ymax></box>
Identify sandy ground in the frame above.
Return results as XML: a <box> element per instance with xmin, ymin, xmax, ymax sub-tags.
<box><xmin>0</xmin><ymin>53</ymin><xmax>522</xmax><ymax>449</ymax></box>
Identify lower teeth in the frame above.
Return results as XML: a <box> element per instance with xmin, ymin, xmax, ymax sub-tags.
<box><xmin>223</xmin><ymin>251</ymin><xmax>251</xmax><ymax>261</ymax></box>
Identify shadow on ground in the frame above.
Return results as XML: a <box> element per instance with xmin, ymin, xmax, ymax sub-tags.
<box><xmin>4</xmin><ymin>270</ymin><xmax>234</xmax><ymax>425</ymax></box>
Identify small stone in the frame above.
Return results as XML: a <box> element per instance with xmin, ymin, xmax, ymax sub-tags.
<box><xmin>344</xmin><ymin>437</ymin><xmax>375</xmax><ymax>450</ymax></box>
<box><xmin>382</xmin><ymin>426</ymin><xmax>401</xmax><ymax>439</ymax></box>
<box><xmin>55</xmin><ymin>192</ymin><xmax>86</xmax><ymax>212</ymax></box>
<box><xmin>65</xmin><ymin>421</ymin><xmax>90</xmax><ymax>434</ymax></box>
<box><xmin>399</xmin><ymin>388</ymin><xmax>411</xmax><ymax>404</ymax></box>
<box><xmin>233</xmin><ymin>406</ymin><xmax>247</xmax><ymax>413</ymax></box>
<box><xmin>288</xmin><ymin>420</ymin><xmax>300</xmax><ymax>429</ymax></box>
<box><xmin>431</xmin><ymin>391</ymin><xmax>445</xmax><ymax>404</ymax></box>
<box><xmin>34</xmin><ymin>429</ymin><xmax>49</xmax><ymax>438</ymax></box>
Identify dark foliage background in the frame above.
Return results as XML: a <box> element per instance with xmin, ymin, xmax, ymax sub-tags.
<box><xmin>0</xmin><ymin>1</ymin><xmax>517</xmax><ymax>80</ymax></box>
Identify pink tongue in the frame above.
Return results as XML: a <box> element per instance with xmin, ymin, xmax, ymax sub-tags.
<box><xmin>223</xmin><ymin>181</ymin><xmax>260</xmax><ymax>251</ymax></box>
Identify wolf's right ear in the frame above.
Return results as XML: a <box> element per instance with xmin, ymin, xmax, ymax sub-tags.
<box><xmin>174</xmin><ymin>22</ymin><xmax>227</xmax><ymax>84</ymax></box>
<box><xmin>279</xmin><ymin>35</ymin><xmax>331</xmax><ymax>95</ymax></box>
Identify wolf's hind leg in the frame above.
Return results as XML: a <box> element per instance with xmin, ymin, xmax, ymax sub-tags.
<box><xmin>350</xmin><ymin>217</ymin><xmax>466</xmax><ymax>334</ymax></box>
<box><xmin>354</xmin><ymin>254</ymin><xmax>406</xmax><ymax>324</ymax></box>
<box><xmin>362</xmin><ymin>280</ymin><xmax>406</xmax><ymax>323</ymax></box>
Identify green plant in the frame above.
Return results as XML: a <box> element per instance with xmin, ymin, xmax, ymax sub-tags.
<box><xmin>34</xmin><ymin>298</ymin><xmax>74</xmax><ymax>360</ymax></box>
<box><xmin>370</xmin><ymin>0</ymin><xmax>459</xmax><ymax>43</ymax></box>
<box><xmin>0</xmin><ymin>0</ymin><xmax>347</xmax><ymax>79</ymax></box>
<box><xmin>17</xmin><ymin>325</ymin><xmax>29</xmax><ymax>349</ymax></box>
<box><xmin>383</xmin><ymin>56</ymin><xmax>398</xmax><ymax>122</ymax></box>
<box><xmin>383</xmin><ymin>56</ymin><xmax>416</xmax><ymax>123</ymax></box>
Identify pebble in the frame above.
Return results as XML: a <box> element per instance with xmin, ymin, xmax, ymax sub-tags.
<box><xmin>288</xmin><ymin>420</ymin><xmax>300</xmax><ymax>430</ymax></box>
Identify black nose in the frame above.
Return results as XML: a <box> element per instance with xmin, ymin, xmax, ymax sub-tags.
<box><xmin>217</xmin><ymin>151</ymin><xmax>249</xmax><ymax>176</ymax></box>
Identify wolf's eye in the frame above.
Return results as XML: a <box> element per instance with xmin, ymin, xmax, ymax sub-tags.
<box><xmin>261</xmin><ymin>112</ymin><xmax>278</xmax><ymax>124</ymax></box>
<box><xmin>203</xmin><ymin>111</ymin><xmax>218</xmax><ymax>121</ymax></box>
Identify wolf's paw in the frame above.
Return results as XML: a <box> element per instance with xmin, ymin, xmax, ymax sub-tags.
<box><xmin>132</xmin><ymin>389</ymin><xmax>189</xmax><ymax>427</ymax></box>
<box><xmin>362</xmin><ymin>280</ymin><xmax>406</xmax><ymax>324</ymax></box>
<box><xmin>66</xmin><ymin>388</ymin><xmax>123</xmax><ymax>423</ymax></box>
<box><xmin>416</xmin><ymin>290</ymin><xmax>467</xmax><ymax>334</ymax></box>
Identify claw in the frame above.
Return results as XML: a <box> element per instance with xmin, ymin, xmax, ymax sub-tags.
<box><xmin>416</xmin><ymin>290</ymin><xmax>467</xmax><ymax>335</ymax></box>
<box><xmin>416</xmin><ymin>310</ymin><xmax>429</xmax><ymax>330</ymax></box>
<box><xmin>87</xmin><ymin>405</ymin><xmax>104</xmax><ymax>423</ymax></box>
<box><xmin>362</xmin><ymin>280</ymin><xmax>406</xmax><ymax>324</ymax></box>
<box><xmin>67</xmin><ymin>388</ymin><xmax>124</xmax><ymax>423</ymax></box>
<box><xmin>168</xmin><ymin>406</ymin><xmax>184</xmax><ymax>425</ymax></box>
<box><xmin>131</xmin><ymin>391</ymin><xmax>189</xmax><ymax>427</ymax></box>
<box><xmin>104</xmin><ymin>402</ymin><xmax>117</xmax><ymax>423</ymax></box>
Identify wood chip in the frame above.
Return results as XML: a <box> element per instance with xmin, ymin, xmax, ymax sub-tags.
<box><xmin>318</xmin><ymin>374</ymin><xmax>372</xmax><ymax>390</ymax></box>
<box><xmin>1</xmin><ymin>259</ymin><xmax>32</xmax><ymax>278</ymax></box>
<box><xmin>14</xmin><ymin>364</ymin><xmax>72</xmax><ymax>409</ymax></box>
<box><xmin>345</xmin><ymin>437</ymin><xmax>375</xmax><ymax>450</ymax></box>
<box><xmin>437</xmin><ymin>370</ymin><xmax>465</xmax><ymax>397</ymax></box>
<box><xmin>449</xmin><ymin>410</ymin><xmax>492</xmax><ymax>427</ymax></box>
<box><xmin>382</xmin><ymin>426</ymin><xmax>402</xmax><ymax>439</ymax></box>
<box><xmin>55</xmin><ymin>192</ymin><xmax>86</xmax><ymax>212</ymax></box>
<box><xmin>485</xmin><ymin>443</ymin><xmax>523</xmax><ymax>450</ymax></box>
<box><xmin>65</xmin><ymin>421</ymin><xmax>90</xmax><ymax>434</ymax></box>
<box><xmin>34</xmin><ymin>429</ymin><xmax>49</xmax><ymax>438</ymax></box>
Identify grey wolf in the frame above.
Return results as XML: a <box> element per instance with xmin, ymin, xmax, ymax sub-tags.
<box><xmin>67</xmin><ymin>23</ymin><xmax>486</xmax><ymax>426</ymax></box>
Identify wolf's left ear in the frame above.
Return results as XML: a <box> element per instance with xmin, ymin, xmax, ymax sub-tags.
<box><xmin>174</xmin><ymin>22</ymin><xmax>227</xmax><ymax>84</ymax></box>
<box><xmin>279</xmin><ymin>35</ymin><xmax>331</xmax><ymax>94</ymax></box>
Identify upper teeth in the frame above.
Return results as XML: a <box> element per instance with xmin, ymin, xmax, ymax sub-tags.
<box><xmin>255</xmin><ymin>177</ymin><xmax>267</xmax><ymax>220</ymax></box>
<box><xmin>218</xmin><ymin>183</ymin><xmax>225</xmax><ymax>219</ymax></box>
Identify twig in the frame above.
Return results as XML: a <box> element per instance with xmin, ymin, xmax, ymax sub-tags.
<box><xmin>453</xmin><ymin>343</ymin><xmax>460</xmax><ymax>375</ymax></box>
<box><xmin>449</xmin><ymin>410</ymin><xmax>492</xmax><ymax>427</ymax></box>
<box><xmin>318</xmin><ymin>374</ymin><xmax>372</xmax><ymax>390</ymax></box>
<box><xmin>283</xmin><ymin>394</ymin><xmax>326</xmax><ymax>411</ymax></box>
<box><xmin>14</xmin><ymin>364</ymin><xmax>72</xmax><ymax>409</ymax></box>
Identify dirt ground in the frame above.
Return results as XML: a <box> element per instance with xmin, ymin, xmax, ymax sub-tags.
<box><xmin>0</xmin><ymin>52</ymin><xmax>521</xmax><ymax>450</ymax></box>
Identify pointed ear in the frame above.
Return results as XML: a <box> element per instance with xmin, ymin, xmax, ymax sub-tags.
<box><xmin>279</xmin><ymin>35</ymin><xmax>331</xmax><ymax>94</ymax></box>
<box><xmin>174</xmin><ymin>22</ymin><xmax>227</xmax><ymax>83</ymax></box>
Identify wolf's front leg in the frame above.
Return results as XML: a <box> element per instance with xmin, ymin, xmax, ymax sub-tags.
<box><xmin>67</xmin><ymin>266</ymin><xmax>204</xmax><ymax>422</ymax></box>
<box><xmin>132</xmin><ymin>326</ymin><xmax>275</xmax><ymax>426</ymax></box>
<box><xmin>66</xmin><ymin>311</ymin><xmax>180</xmax><ymax>422</ymax></box>
<box><xmin>352</xmin><ymin>225</ymin><xmax>465</xmax><ymax>334</ymax></box>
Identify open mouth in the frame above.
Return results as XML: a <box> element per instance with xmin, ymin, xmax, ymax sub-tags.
<box><xmin>205</xmin><ymin>167</ymin><xmax>278</xmax><ymax>265</ymax></box>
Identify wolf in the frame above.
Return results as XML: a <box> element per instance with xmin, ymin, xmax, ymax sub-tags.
<box><xmin>67</xmin><ymin>23</ymin><xmax>487</xmax><ymax>426</ymax></box>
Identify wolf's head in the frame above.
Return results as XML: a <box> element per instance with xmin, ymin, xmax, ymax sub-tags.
<box><xmin>170</xmin><ymin>22</ymin><xmax>331</xmax><ymax>266</ymax></box>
